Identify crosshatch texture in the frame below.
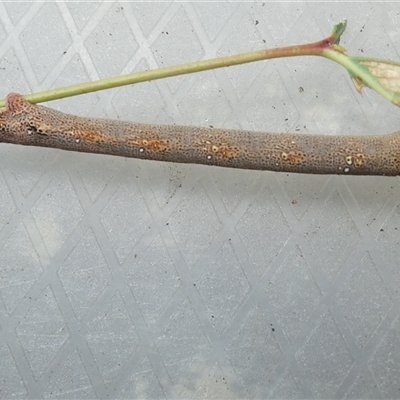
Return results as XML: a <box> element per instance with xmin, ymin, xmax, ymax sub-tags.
<box><xmin>0</xmin><ymin>2</ymin><xmax>400</xmax><ymax>399</ymax></box>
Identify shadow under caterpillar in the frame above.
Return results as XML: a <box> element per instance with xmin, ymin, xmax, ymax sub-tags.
<box><xmin>1</xmin><ymin>93</ymin><xmax>399</xmax><ymax>176</ymax></box>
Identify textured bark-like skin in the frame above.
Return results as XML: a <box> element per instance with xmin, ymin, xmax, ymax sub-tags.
<box><xmin>1</xmin><ymin>92</ymin><xmax>400</xmax><ymax>175</ymax></box>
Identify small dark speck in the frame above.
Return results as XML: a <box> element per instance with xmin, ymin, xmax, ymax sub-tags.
<box><xmin>255</xmin><ymin>20</ymin><xmax>259</xmax><ymax>25</ymax></box>
<box><xmin>134</xmin><ymin>254</ymin><xmax>137</xmax><ymax>258</ymax></box>
<box><xmin>380</xmin><ymin>228</ymin><xmax>384</xmax><ymax>232</ymax></box>
<box><xmin>272</xmin><ymin>328</ymin><xmax>275</xmax><ymax>332</ymax></box>
<box><xmin>299</xmin><ymin>86</ymin><xmax>304</xmax><ymax>93</ymax></box>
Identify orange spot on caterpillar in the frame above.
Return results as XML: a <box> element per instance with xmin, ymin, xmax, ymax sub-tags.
<box><xmin>198</xmin><ymin>139</ymin><xmax>239</xmax><ymax>159</ymax></box>
<box><xmin>281</xmin><ymin>150</ymin><xmax>307</xmax><ymax>164</ymax></box>
<box><xmin>141</xmin><ymin>138</ymin><xmax>170</xmax><ymax>152</ymax></box>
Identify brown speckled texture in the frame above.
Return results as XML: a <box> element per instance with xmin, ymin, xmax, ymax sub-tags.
<box><xmin>1</xmin><ymin>93</ymin><xmax>400</xmax><ymax>176</ymax></box>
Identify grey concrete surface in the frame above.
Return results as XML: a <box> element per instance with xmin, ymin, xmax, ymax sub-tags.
<box><xmin>0</xmin><ymin>2</ymin><xmax>399</xmax><ymax>398</ymax></box>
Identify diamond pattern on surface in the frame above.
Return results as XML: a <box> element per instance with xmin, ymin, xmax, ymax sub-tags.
<box><xmin>16</xmin><ymin>286</ymin><xmax>69</xmax><ymax>380</ymax></box>
<box><xmin>269</xmin><ymin>369</ymin><xmax>303</xmax><ymax>399</ymax></box>
<box><xmin>111</xmin><ymin>65</ymin><xmax>167</xmax><ymax>124</ymax></box>
<box><xmin>193</xmin><ymin>3</ymin><xmax>239</xmax><ymax>42</ymax></box>
<box><xmin>130</xmin><ymin>3</ymin><xmax>170</xmax><ymax>37</ymax></box>
<box><xmin>145</xmin><ymin>165</ymin><xmax>187</xmax><ymax>211</ymax></box>
<box><xmin>265</xmin><ymin>246</ymin><xmax>322</xmax><ymax>343</ymax></box>
<box><xmin>155</xmin><ymin>299</ymin><xmax>212</xmax><ymax>398</ymax></box>
<box><xmin>3</xmin><ymin>147</ymin><xmax>57</xmax><ymax>198</ymax></box>
<box><xmin>100</xmin><ymin>178</ymin><xmax>152</xmax><ymax>264</ymax></box>
<box><xmin>114</xmin><ymin>356</ymin><xmax>166</xmax><ymax>399</ymax></box>
<box><xmin>0</xmin><ymin>343</ymin><xmax>27</xmax><ymax>399</ymax></box>
<box><xmin>1</xmin><ymin>2</ymin><xmax>400</xmax><ymax>399</ymax></box>
<box><xmin>65</xmin><ymin>2</ymin><xmax>103</xmax><ymax>33</ymax></box>
<box><xmin>225</xmin><ymin>304</ymin><xmax>282</xmax><ymax>398</ymax></box>
<box><xmin>196</xmin><ymin>241</ymin><xmax>251</xmax><ymax>334</ymax></box>
<box><xmin>335</xmin><ymin>252</ymin><xmax>391</xmax><ymax>348</ymax></box>
<box><xmin>126</xmin><ymin>234</ymin><xmax>180</xmax><ymax>326</ymax></box>
<box><xmin>78</xmin><ymin>155</ymin><xmax>126</xmax><ymax>203</ymax></box>
<box><xmin>218</xmin><ymin>11</ymin><xmax>269</xmax><ymax>99</ymax></box>
<box><xmin>84</xmin><ymin>4</ymin><xmax>138</xmax><ymax>79</ymax></box>
<box><xmin>193</xmin><ymin>363</ymin><xmax>234</xmax><ymax>399</ymax></box>
<box><xmin>49</xmin><ymin>53</ymin><xmax>101</xmax><ymax>116</ymax></box>
<box><xmin>368</xmin><ymin>318</ymin><xmax>400</xmax><ymax>398</ymax></box>
<box><xmin>375</xmin><ymin>203</ymin><xmax>400</xmax><ymax>289</ymax></box>
<box><xmin>85</xmin><ymin>291</ymin><xmax>139</xmax><ymax>388</ymax></box>
<box><xmin>236</xmin><ymin>184</ymin><xmax>291</xmax><ymax>276</ymax></box>
<box><xmin>305</xmin><ymin>190</ymin><xmax>361</xmax><ymax>282</ymax></box>
<box><xmin>346</xmin><ymin>176</ymin><xmax>400</xmax><ymax>225</ymax></box>
<box><xmin>212</xmin><ymin>169</ymin><xmax>258</xmax><ymax>215</ymax></box>
<box><xmin>296</xmin><ymin>311</ymin><xmax>354</xmax><ymax>398</ymax></box>
<box><xmin>177</xmin><ymin>72</ymin><xmax>232</xmax><ymax>126</ymax></box>
<box><xmin>0</xmin><ymin>223</ymin><xmax>42</xmax><ymax>314</ymax></box>
<box><xmin>145</xmin><ymin>163</ymin><xmax>187</xmax><ymax>208</ymax></box>
<box><xmin>30</xmin><ymin>172</ymin><xmax>84</xmax><ymax>258</ymax></box>
<box><xmin>150</xmin><ymin>5</ymin><xmax>204</xmax><ymax>93</ymax></box>
<box><xmin>261</xmin><ymin>2</ymin><xmax>308</xmax><ymax>46</ymax></box>
<box><xmin>0</xmin><ymin>47</ymin><xmax>31</xmax><ymax>98</ymax></box>
<box><xmin>276</xmin><ymin>173</ymin><xmax>328</xmax><ymax>221</ymax></box>
<box><xmin>168</xmin><ymin>185</ymin><xmax>222</xmax><ymax>272</ymax></box>
<box><xmin>246</xmin><ymin>68</ymin><xmax>300</xmax><ymax>132</ymax></box>
<box><xmin>19</xmin><ymin>3</ymin><xmax>72</xmax><ymax>84</ymax></box>
<box><xmin>344</xmin><ymin>373</ymin><xmax>382</xmax><ymax>400</ymax></box>
<box><xmin>313</xmin><ymin>74</ymin><xmax>370</xmax><ymax>136</ymax></box>
<box><xmin>0</xmin><ymin>173</ymin><xmax>16</xmax><ymax>230</ymax></box>
<box><xmin>42</xmin><ymin>351</ymin><xmax>96</xmax><ymax>399</ymax></box>
<box><xmin>58</xmin><ymin>229</ymin><xmax>111</xmax><ymax>320</ymax></box>
<box><xmin>3</xmin><ymin>2</ymin><xmax>32</xmax><ymax>26</ymax></box>
<box><xmin>0</xmin><ymin>24</ymin><xmax>6</xmax><ymax>46</ymax></box>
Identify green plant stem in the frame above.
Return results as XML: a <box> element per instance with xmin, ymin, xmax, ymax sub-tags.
<box><xmin>1</xmin><ymin>19</ymin><xmax>400</xmax><ymax>109</ymax></box>
<box><xmin>0</xmin><ymin>20</ymin><xmax>346</xmax><ymax>108</ymax></box>
<box><xmin>0</xmin><ymin>44</ymin><xmax>328</xmax><ymax>108</ymax></box>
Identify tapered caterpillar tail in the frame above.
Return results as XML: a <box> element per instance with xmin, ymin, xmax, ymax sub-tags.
<box><xmin>1</xmin><ymin>93</ymin><xmax>400</xmax><ymax>175</ymax></box>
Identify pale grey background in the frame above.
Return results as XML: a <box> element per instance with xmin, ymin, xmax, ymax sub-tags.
<box><xmin>0</xmin><ymin>1</ymin><xmax>400</xmax><ymax>399</ymax></box>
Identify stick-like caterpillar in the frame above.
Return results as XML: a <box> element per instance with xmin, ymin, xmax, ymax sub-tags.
<box><xmin>1</xmin><ymin>93</ymin><xmax>399</xmax><ymax>176</ymax></box>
